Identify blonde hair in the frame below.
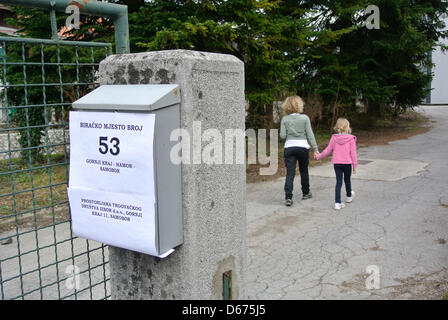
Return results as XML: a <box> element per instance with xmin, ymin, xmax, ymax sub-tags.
<box><xmin>334</xmin><ymin>118</ymin><xmax>352</xmax><ymax>134</ymax></box>
<box><xmin>282</xmin><ymin>96</ymin><xmax>304</xmax><ymax>114</ymax></box>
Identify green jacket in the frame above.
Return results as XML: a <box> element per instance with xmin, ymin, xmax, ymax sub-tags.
<box><xmin>280</xmin><ymin>113</ymin><xmax>318</xmax><ymax>151</ymax></box>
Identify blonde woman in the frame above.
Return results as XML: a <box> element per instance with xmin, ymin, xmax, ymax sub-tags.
<box><xmin>280</xmin><ymin>96</ymin><xmax>319</xmax><ymax>206</ymax></box>
<box><xmin>316</xmin><ymin>118</ymin><xmax>358</xmax><ymax>210</ymax></box>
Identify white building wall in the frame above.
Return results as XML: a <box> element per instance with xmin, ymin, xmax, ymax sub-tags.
<box><xmin>431</xmin><ymin>41</ymin><xmax>448</xmax><ymax>104</ymax></box>
<box><xmin>430</xmin><ymin>17</ymin><xmax>448</xmax><ymax>104</ymax></box>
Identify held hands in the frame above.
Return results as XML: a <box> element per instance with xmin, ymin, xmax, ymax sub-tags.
<box><xmin>313</xmin><ymin>151</ymin><xmax>357</xmax><ymax>174</ymax></box>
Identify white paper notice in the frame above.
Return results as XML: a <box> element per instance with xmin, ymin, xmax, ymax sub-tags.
<box><xmin>68</xmin><ymin>111</ymin><xmax>156</xmax><ymax>196</ymax></box>
<box><xmin>67</xmin><ymin>187</ymin><xmax>158</xmax><ymax>255</ymax></box>
<box><xmin>67</xmin><ymin>111</ymin><xmax>166</xmax><ymax>257</ymax></box>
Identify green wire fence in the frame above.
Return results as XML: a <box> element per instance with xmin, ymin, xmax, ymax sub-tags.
<box><xmin>0</xmin><ymin>36</ymin><xmax>112</xmax><ymax>300</ymax></box>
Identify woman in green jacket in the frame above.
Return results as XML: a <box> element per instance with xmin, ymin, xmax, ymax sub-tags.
<box><xmin>280</xmin><ymin>96</ymin><xmax>319</xmax><ymax>206</ymax></box>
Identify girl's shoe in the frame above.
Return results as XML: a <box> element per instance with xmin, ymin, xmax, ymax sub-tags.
<box><xmin>285</xmin><ymin>199</ymin><xmax>293</xmax><ymax>207</ymax></box>
<box><xmin>346</xmin><ymin>191</ymin><xmax>355</xmax><ymax>203</ymax></box>
<box><xmin>335</xmin><ymin>203</ymin><xmax>346</xmax><ymax>210</ymax></box>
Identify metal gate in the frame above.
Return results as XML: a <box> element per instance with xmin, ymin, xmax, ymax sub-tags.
<box><xmin>0</xmin><ymin>35</ymin><xmax>113</xmax><ymax>300</ymax></box>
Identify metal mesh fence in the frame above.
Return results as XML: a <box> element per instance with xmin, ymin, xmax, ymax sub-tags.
<box><xmin>0</xmin><ymin>36</ymin><xmax>112</xmax><ymax>300</ymax></box>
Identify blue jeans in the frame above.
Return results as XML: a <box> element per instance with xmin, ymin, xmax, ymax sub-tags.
<box><xmin>334</xmin><ymin>164</ymin><xmax>352</xmax><ymax>204</ymax></box>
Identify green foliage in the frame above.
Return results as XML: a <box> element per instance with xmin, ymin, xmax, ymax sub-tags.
<box><xmin>130</xmin><ymin>0</ymin><xmax>352</xmax><ymax>129</ymax></box>
<box><xmin>3</xmin><ymin>0</ymin><xmax>448</xmax><ymax>135</ymax></box>
<box><xmin>128</xmin><ymin>0</ymin><xmax>447</xmax><ymax>129</ymax></box>
<box><xmin>298</xmin><ymin>0</ymin><xmax>448</xmax><ymax>127</ymax></box>
<box><xmin>1</xmin><ymin>41</ymin><xmax>47</xmax><ymax>162</ymax></box>
<box><xmin>2</xmin><ymin>7</ymin><xmax>108</xmax><ymax>162</ymax></box>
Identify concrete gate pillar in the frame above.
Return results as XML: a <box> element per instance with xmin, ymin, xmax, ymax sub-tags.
<box><xmin>98</xmin><ymin>50</ymin><xmax>246</xmax><ymax>299</ymax></box>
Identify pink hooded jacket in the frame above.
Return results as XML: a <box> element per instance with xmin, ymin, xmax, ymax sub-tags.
<box><xmin>316</xmin><ymin>134</ymin><xmax>358</xmax><ymax>168</ymax></box>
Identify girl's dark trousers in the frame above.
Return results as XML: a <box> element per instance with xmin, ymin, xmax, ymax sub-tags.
<box><xmin>334</xmin><ymin>164</ymin><xmax>352</xmax><ymax>204</ymax></box>
<box><xmin>284</xmin><ymin>147</ymin><xmax>310</xmax><ymax>200</ymax></box>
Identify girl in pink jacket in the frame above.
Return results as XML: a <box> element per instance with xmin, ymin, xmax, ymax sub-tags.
<box><xmin>316</xmin><ymin>118</ymin><xmax>357</xmax><ymax>210</ymax></box>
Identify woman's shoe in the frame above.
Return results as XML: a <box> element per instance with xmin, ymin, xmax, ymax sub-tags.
<box><xmin>302</xmin><ymin>192</ymin><xmax>313</xmax><ymax>200</ymax></box>
<box><xmin>285</xmin><ymin>199</ymin><xmax>293</xmax><ymax>206</ymax></box>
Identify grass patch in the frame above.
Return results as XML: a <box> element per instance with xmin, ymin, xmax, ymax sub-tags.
<box><xmin>0</xmin><ymin>153</ymin><xmax>70</xmax><ymax>231</ymax></box>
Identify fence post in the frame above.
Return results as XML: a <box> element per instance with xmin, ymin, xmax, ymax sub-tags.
<box><xmin>98</xmin><ymin>50</ymin><xmax>246</xmax><ymax>300</ymax></box>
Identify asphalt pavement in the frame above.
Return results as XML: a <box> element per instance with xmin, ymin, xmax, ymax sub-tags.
<box><xmin>1</xmin><ymin>106</ymin><xmax>447</xmax><ymax>300</ymax></box>
<box><xmin>246</xmin><ymin>105</ymin><xmax>448</xmax><ymax>299</ymax></box>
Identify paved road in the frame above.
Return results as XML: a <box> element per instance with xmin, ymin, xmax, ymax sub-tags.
<box><xmin>1</xmin><ymin>106</ymin><xmax>447</xmax><ymax>300</ymax></box>
<box><xmin>246</xmin><ymin>105</ymin><xmax>448</xmax><ymax>299</ymax></box>
<box><xmin>0</xmin><ymin>222</ymin><xmax>110</xmax><ymax>300</ymax></box>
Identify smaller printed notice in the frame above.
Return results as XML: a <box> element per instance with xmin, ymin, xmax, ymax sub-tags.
<box><xmin>67</xmin><ymin>187</ymin><xmax>159</xmax><ymax>255</ymax></box>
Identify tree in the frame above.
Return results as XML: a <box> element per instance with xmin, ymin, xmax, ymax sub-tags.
<box><xmin>4</xmin><ymin>0</ymin><xmax>448</xmax><ymax>136</ymax></box>
<box><xmin>130</xmin><ymin>0</ymin><xmax>352</xmax><ymax>129</ymax></box>
<box><xmin>2</xmin><ymin>7</ymin><xmax>108</xmax><ymax>161</ymax></box>
<box><xmin>297</xmin><ymin>0</ymin><xmax>448</xmax><ymax>128</ymax></box>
